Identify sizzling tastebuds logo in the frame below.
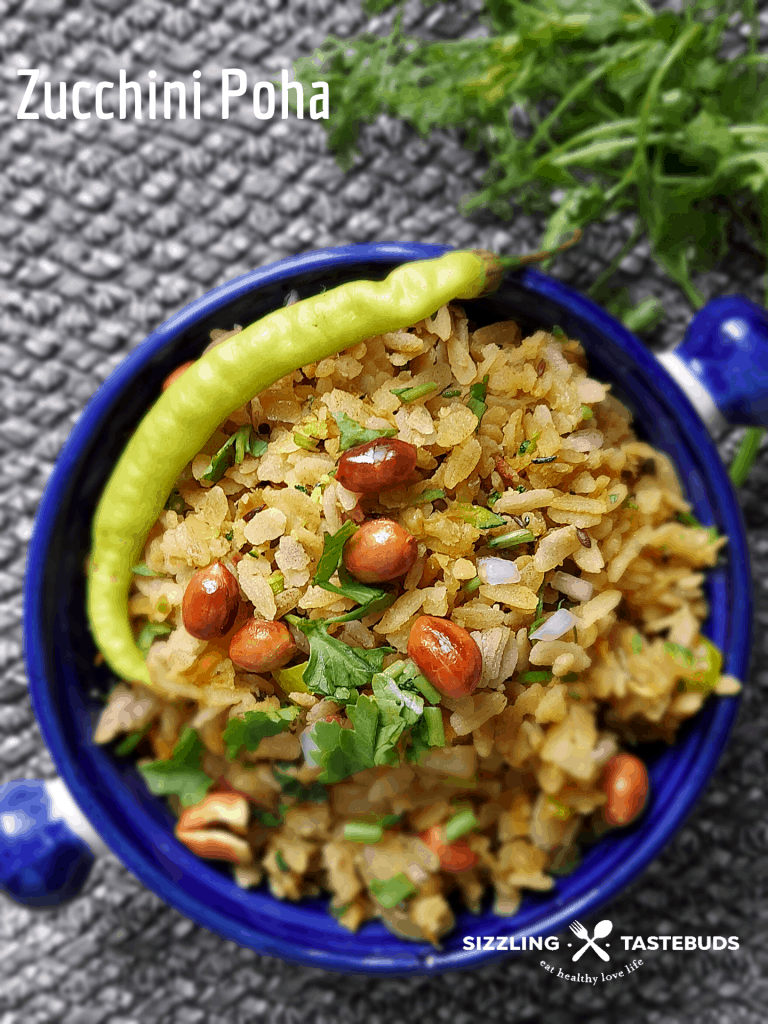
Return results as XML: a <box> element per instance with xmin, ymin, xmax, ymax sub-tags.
<box><xmin>463</xmin><ymin>919</ymin><xmax>739</xmax><ymax>984</ymax></box>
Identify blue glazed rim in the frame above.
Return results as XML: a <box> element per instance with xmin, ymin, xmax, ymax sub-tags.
<box><xmin>23</xmin><ymin>242</ymin><xmax>749</xmax><ymax>974</ymax></box>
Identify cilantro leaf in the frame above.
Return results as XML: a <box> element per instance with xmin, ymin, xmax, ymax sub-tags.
<box><xmin>138</xmin><ymin>725</ymin><xmax>213</xmax><ymax>807</ymax></box>
<box><xmin>467</xmin><ymin>375</ymin><xmax>489</xmax><ymax>424</ymax></box>
<box><xmin>334</xmin><ymin>412</ymin><xmax>397</xmax><ymax>452</ymax></box>
<box><xmin>114</xmin><ymin>722</ymin><xmax>152</xmax><ymax>756</ymax></box>
<box><xmin>346</xmin><ymin>693</ymin><xmax>380</xmax><ymax>765</ymax></box>
<box><xmin>314</xmin><ymin>521</ymin><xmax>358</xmax><ymax>584</ymax></box>
<box><xmin>223</xmin><ymin>706</ymin><xmax>300</xmax><ymax>760</ymax></box>
<box><xmin>312</xmin><ymin>527</ymin><xmax>397</xmax><ymax>621</ymax></box>
<box><xmin>273</xmin><ymin>764</ymin><xmax>328</xmax><ymax>803</ymax></box>
<box><xmin>370</xmin><ymin>675</ymin><xmax>424</xmax><ymax>765</ymax></box>
<box><xmin>202</xmin><ymin>425</ymin><xmax>266</xmax><ymax>484</ymax></box>
<box><xmin>286</xmin><ymin>617</ymin><xmax>392</xmax><ymax>697</ymax></box>
<box><xmin>136</xmin><ymin>621</ymin><xmax>173</xmax><ymax>655</ymax></box>
<box><xmin>138</xmin><ymin>763</ymin><xmax>214</xmax><ymax>807</ymax></box>
<box><xmin>312</xmin><ymin>718</ymin><xmax>374</xmax><ymax>783</ymax></box>
<box><xmin>164</xmin><ymin>489</ymin><xmax>187</xmax><ymax>514</ymax></box>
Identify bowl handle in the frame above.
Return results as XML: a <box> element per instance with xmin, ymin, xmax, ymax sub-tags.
<box><xmin>657</xmin><ymin>295</ymin><xmax>768</xmax><ymax>434</ymax></box>
<box><xmin>0</xmin><ymin>778</ymin><xmax>107</xmax><ymax>907</ymax></box>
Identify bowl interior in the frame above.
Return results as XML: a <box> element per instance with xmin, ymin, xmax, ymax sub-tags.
<box><xmin>24</xmin><ymin>244</ymin><xmax>749</xmax><ymax>974</ymax></box>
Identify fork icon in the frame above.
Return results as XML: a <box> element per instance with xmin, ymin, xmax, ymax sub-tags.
<box><xmin>570</xmin><ymin>919</ymin><xmax>612</xmax><ymax>961</ymax></box>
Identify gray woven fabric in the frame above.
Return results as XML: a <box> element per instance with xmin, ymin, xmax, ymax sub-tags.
<box><xmin>2</xmin><ymin>0</ymin><xmax>768</xmax><ymax>1020</ymax></box>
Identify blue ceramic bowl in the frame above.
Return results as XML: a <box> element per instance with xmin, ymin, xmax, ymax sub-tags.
<box><xmin>21</xmin><ymin>242</ymin><xmax>751</xmax><ymax>974</ymax></box>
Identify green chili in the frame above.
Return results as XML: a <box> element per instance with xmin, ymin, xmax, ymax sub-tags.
<box><xmin>88</xmin><ymin>249</ymin><xmax>506</xmax><ymax>684</ymax></box>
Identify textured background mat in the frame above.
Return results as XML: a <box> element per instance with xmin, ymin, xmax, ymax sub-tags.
<box><xmin>2</xmin><ymin>1</ymin><xmax>768</xmax><ymax>1020</ymax></box>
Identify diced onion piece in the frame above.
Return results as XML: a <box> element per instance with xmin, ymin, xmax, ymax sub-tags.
<box><xmin>551</xmin><ymin>571</ymin><xmax>594</xmax><ymax>604</ymax></box>
<box><xmin>529</xmin><ymin>608</ymin><xmax>577</xmax><ymax>641</ymax></box>
<box><xmin>565</xmin><ymin>429</ymin><xmax>603</xmax><ymax>452</ymax></box>
<box><xmin>476</xmin><ymin>557</ymin><xmax>522</xmax><ymax>586</ymax></box>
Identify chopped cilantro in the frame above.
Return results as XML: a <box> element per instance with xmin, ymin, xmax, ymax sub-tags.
<box><xmin>138</xmin><ymin>726</ymin><xmax>214</xmax><ymax>807</ymax></box>
<box><xmin>464</xmin><ymin>576</ymin><xmax>481</xmax><ymax>593</ymax></box>
<box><xmin>581</xmin><ymin>405</ymin><xmax>594</xmax><ymax>421</ymax></box>
<box><xmin>223</xmin><ymin>706</ymin><xmax>299</xmax><ymax>760</ymax></box>
<box><xmin>467</xmin><ymin>374</ymin><xmax>489</xmax><ymax>424</ymax></box>
<box><xmin>202</xmin><ymin>425</ymin><xmax>266</xmax><ymax>484</ymax></box>
<box><xmin>517</xmin><ymin>433</ymin><xmax>540</xmax><ymax>456</ymax></box>
<box><xmin>631</xmin><ymin>633</ymin><xmax>642</xmax><ymax>655</ymax></box>
<box><xmin>114</xmin><ymin>722</ymin><xmax>152</xmax><ymax>756</ymax></box>
<box><xmin>164</xmin><ymin>489</ymin><xmax>186</xmax><ymax>514</ymax></box>
<box><xmin>551</xmin><ymin>325</ymin><xmax>565</xmax><ymax>339</ymax></box>
<box><xmin>314</xmin><ymin>521</ymin><xmax>358</xmax><ymax>584</ymax></box>
<box><xmin>546</xmin><ymin>796</ymin><xmax>571</xmax><ymax>821</ymax></box>
<box><xmin>294</xmin><ymin>432</ymin><xmax>318</xmax><ymax>450</ymax></box>
<box><xmin>609</xmin><ymin>494</ymin><xmax>619</xmax><ymax>503</ymax></box>
<box><xmin>516</xmin><ymin>484</ymin><xmax>526</xmax><ymax>493</ymax></box>
<box><xmin>663</xmin><ymin>641</ymin><xmax>696</xmax><ymax>667</ymax></box>
<box><xmin>312</xmin><ymin>522</ymin><xmax>394</xmax><ymax>619</ymax></box>
<box><xmin>273</xmin><ymin>764</ymin><xmax>327</xmax><ymax>803</ymax></box>
<box><xmin>136</xmin><ymin>621</ymin><xmax>173</xmax><ymax>655</ymax></box>
<box><xmin>255</xmin><ymin>806</ymin><xmax>285</xmax><ymax>828</ymax></box>
<box><xmin>487</xmin><ymin>489</ymin><xmax>501</xmax><ymax>506</ymax></box>
<box><xmin>560</xmin><ymin>672</ymin><xmax>579</xmax><ymax>683</ymax></box>
<box><xmin>442</xmin><ymin>388</ymin><xmax>462</xmax><ymax>398</ymax></box>
<box><xmin>676</xmin><ymin>510</ymin><xmax>719</xmax><ymax>542</ymax></box>
<box><xmin>286</xmin><ymin>617</ymin><xmax>392</xmax><ymax>698</ymax></box>
<box><xmin>334</xmin><ymin>411</ymin><xmax>397</xmax><ymax>452</ymax></box>
<box><xmin>275</xmin><ymin>850</ymin><xmax>290</xmax><ymax>872</ymax></box>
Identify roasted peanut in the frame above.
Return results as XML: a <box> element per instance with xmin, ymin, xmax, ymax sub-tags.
<box><xmin>176</xmin><ymin>791</ymin><xmax>250</xmax><ymax>835</ymax></box>
<box><xmin>175</xmin><ymin>791</ymin><xmax>253</xmax><ymax>865</ymax></box>
<box><xmin>407</xmin><ymin>615</ymin><xmax>482</xmax><ymax>698</ymax></box>
<box><xmin>602</xmin><ymin>753</ymin><xmax>649</xmax><ymax>827</ymax></box>
<box><xmin>419</xmin><ymin>825</ymin><xmax>478</xmax><ymax>873</ymax></box>
<box><xmin>162</xmin><ymin>360</ymin><xmax>195</xmax><ymax>391</ymax></box>
<box><xmin>229</xmin><ymin>619</ymin><xmax>296</xmax><ymax>673</ymax></box>
<box><xmin>175</xmin><ymin>828</ymin><xmax>253</xmax><ymax>864</ymax></box>
<box><xmin>343</xmin><ymin>518</ymin><xmax>417</xmax><ymax>583</ymax></box>
<box><xmin>182</xmin><ymin>561</ymin><xmax>240</xmax><ymax>640</ymax></box>
<box><xmin>335</xmin><ymin>438</ymin><xmax>418</xmax><ymax>494</ymax></box>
